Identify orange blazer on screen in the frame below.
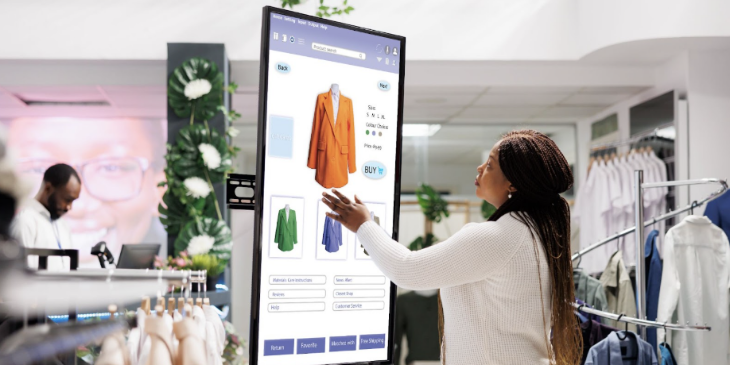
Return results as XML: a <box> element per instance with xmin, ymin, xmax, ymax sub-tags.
<box><xmin>307</xmin><ymin>90</ymin><xmax>356</xmax><ymax>188</ymax></box>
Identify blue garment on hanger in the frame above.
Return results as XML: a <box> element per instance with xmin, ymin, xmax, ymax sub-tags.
<box><xmin>322</xmin><ymin>216</ymin><xmax>343</xmax><ymax>253</ymax></box>
<box><xmin>705</xmin><ymin>191</ymin><xmax>730</xmax><ymax>242</ymax></box>
<box><xmin>644</xmin><ymin>229</ymin><xmax>663</xmax><ymax>350</ymax></box>
<box><xmin>585</xmin><ymin>331</ymin><xmax>658</xmax><ymax>365</ymax></box>
<box><xmin>659</xmin><ymin>342</ymin><xmax>677</xmax><ymax>365</ymax></box>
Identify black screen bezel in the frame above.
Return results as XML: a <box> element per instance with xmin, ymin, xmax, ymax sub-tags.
<box><xmin>250</xmin><ymin>6</ymin><xmax>406</xmax><ymax>365</ymax></box>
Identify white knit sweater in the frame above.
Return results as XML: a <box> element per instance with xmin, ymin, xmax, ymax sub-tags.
<box><xmin>357</xmin><ymin>213</ymin><xmax>553</xmax><ymax>365</ymax></box>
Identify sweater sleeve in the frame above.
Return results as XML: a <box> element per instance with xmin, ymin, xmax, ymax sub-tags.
<box><xmin>356</xmin><ymin>219</ymin><xmax>525</xmax><ymax>290</ymax></box>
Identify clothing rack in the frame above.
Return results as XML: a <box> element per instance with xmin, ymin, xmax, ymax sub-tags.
<box><xmin>1</xmin><ymin>268</ymin><xmax>207</xmax><ymax>315</ymax></box>
<box><xmin>572</xmin><ymin>303</ymin><xmax>711</xmax><ymax>332</ymax></box>
<box><xmin>590</xmin><ymin>123</ymin><xmax>674</xmax><ymax>152</ymax></box>
<box><xmin>572</xmin><ymin>178</ymin><xmax>728</xmax><ymax>261</ymax></box>
<box><xmin>573</xmin><ymin>175</ymin><xmax>727</xmax><ymax>339</ymax></box>
<box><xmin>0</xmin><ymin>317</ymin><xmax>133</xmax><ymax>365</ymax></box>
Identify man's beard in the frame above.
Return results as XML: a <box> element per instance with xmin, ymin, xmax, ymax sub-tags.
<box><xmin>47</xmin><ymin>192</ymin><xmax>61</xmax><ymax>221</ymax></box>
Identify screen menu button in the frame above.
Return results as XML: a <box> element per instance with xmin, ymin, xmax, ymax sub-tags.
<box><xmin>263</xmin><ymin>339</ymin><xmax>295</xmax><ymax>356</ymax></box>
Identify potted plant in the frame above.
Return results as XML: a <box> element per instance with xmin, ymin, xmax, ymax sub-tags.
<box><xmin>408</xmin><ymin>184</ymin><xmax>449</xmax><ymax>251</ymax></box>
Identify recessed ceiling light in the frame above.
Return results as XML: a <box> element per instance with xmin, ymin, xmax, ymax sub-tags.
<box><xmin>415</xmin><ymin>98</ymin><xmax>447</xmax><ymax>104</ymax></box>
<box><xmin>403</xmin><ymin>124</ymin><xmax>441</xmax><ymax>137</ymax></box>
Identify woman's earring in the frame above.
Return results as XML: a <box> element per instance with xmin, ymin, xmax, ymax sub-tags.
<box><xmin>508</xmin><ymin>193</ymin><xmax>512</xmax><ymax>199</ymax></box>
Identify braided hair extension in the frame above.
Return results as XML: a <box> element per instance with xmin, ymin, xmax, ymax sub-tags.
<box><xmin>491</xmin><ymin>130</ymin><xmax>581</xmax><ymax>364</ymax></box>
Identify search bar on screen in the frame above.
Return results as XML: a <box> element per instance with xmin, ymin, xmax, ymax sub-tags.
<box><xmin>312</xmin><ymin>43</ymin><xmax>366</xmax><ymax>60</ymax></box>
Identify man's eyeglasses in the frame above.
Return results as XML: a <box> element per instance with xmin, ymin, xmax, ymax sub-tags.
<box><xmin>19</xmin><ymin>157</ymin><xmax>152</xmax><ymax>202</ymax></box>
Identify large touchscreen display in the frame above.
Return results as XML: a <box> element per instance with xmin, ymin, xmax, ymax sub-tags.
<box><xmin>252</xmin><ymin>7</ymin><xmax>404</xmax><ymax>365</ymax></box>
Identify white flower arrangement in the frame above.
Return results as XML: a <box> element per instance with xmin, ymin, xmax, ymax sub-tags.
<box><xmin>187</xmin><ymin>234</ymin><xmax>215</xmax><ymax>256</ymax></box>
<box><xmin>184</xmin><ymin>79</ymin><xmax>212</xmax><ymax>100</ymax></box>
<box><xmin>227</xmin><ymin>126</ymin><xmax>240</xmax><ymax>138</ymax></box>
<box><xmin>183</xmin><ymin>177</ymin><xmax>211</xmax><ymax>199</ymax></box>
<box><xmin>198</xmin><ymin>143</ymin><xmax>222</xmax><ymax>169</ymax></box>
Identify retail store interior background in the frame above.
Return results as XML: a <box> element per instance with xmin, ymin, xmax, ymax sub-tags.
<box><xmin>2</xmin><ymin>1</ymin><xmax>730</xmax><ymax>365</ymax></box>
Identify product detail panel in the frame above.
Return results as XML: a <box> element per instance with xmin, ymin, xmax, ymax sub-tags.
<box><xmin>253</xmin><ymin>8</ymin><xmax>404</xmax><ymax>365</ymax></box>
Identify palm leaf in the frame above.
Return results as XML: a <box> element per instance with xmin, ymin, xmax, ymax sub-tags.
<box><xmin>174</xmin><ymin>217</ymin><xmax>232</xmax><ymax>261</ymax></box>
<box><xmin>159</xmin><ymin>190</ymin><xmax>188</xmax><ymax>235</ymax></box>
<box><xmin>168</xmin><ymin>57</ymin><xmax>224</xmax><ymax>121</ymax></box>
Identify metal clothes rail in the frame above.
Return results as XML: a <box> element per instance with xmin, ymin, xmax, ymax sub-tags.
<box><xmin>572</xmin><ymin>178</ymin><xmax>728</xmax><ymax>261</ymax></box>
<box><xmin>590</xmin><ymin>123</ymin><xmax>673</xmax><ymax>152</ymax></box>
<box><xmin>572</xmin><ymin>303</ymin><xmax>711</xmax><ymax>332</ymax></box>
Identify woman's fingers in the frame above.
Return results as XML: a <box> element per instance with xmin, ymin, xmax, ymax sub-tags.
<box><xmin>354</xmin><ymin>194</ymin><xmax>363</xmax><ymax>204</ymax></box>
<box><xmin>325</xmin><ymin>212</ymin><xmax>343</xmax><ymax>222</ymax></box>
<box><xmin>322</xmin><ymin>192</ymin><xmax>346</xmax><ymax>210</ymax></box>
<box><xmin>321</xmin><ymin>197</ymin><xmax>337</xmax><ymax>212</ymax></box>
<box><xmin>331</xmin><ymin>189</ymin><xmax>351</xmax><ymax>204</ymax></box>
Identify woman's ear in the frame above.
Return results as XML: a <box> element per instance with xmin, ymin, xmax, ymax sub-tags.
<box><xmin>508</xmin><ymin>185</ymin><xmax>517</xmax><ymax>194</ymax></box>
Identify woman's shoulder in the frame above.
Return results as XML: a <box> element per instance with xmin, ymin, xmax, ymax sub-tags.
<box><xmin>461</xmin><ymin>213</ymin><xmax>529</xmax><ymax>236</ymax></box>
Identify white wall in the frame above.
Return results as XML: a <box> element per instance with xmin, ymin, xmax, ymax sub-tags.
<box><xmin>686</xmin><ymin>50</ymin><xmax>730</xmax><ymax>209</ymax></box>
<box><xmin>576</xmin><ymin>49</ymin><xmax>730</xmax><ymax>216</ymax></box>
<box><xmin>575</xmin><ymin>53</ymin><xmax>689</xmax><ymax>189</ymax></box>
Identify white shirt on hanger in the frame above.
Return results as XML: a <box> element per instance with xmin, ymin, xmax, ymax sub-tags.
<box><xmin>657</xmin><ymin>215</ymin><xmax>730</xmax><ymax>365</ymax></box>
<box><xmin>574</xmin><ymin>161</ymin><xmax>613</xmax><ymax>273</ymax></box>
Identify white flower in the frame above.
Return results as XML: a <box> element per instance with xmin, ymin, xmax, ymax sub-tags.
<box><xmin>187</xmin><ymin>234</ymin><xmax>215</xmax><ymax>256</ymax></box>
<box><xmin>198</xmin><ymin>143</ymin><xmax>221</xmax><ymax>169</ymax></box>
<box><xmin>227</xmin><ymin>126</ymin><xmax>240</xmax><ymax>138</ymax></box>
<box><xmin>183</xmin><ymin>177</ymin><xmax>211</xmax><ymax>199</ymax></box>
<box><xmin>184</xmin><ymin>79</ymin><xmax>212</xmax><ymax>100</ymax></box>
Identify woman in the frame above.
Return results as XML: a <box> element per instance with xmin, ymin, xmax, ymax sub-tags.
<box><xmin>322</xmin><ymin>130</ymin><xmax>582</xmax><ymax>364</ymax></box>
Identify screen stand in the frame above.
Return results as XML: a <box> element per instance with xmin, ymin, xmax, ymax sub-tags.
<box><xmin>228</xmin><ymin>174</ymin><xmax>257</xmax><ymax>345</ymax></box>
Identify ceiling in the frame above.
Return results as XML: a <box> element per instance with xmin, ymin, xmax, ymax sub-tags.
<box><xmin>0</xmin><ymin>84</ymin><xmax>649</xmax><ymax>125</ymax></box>
<box><xmin>3</xmin><ymin>1</ymin><xmax>730</xmax><ymax>62</ymax></box>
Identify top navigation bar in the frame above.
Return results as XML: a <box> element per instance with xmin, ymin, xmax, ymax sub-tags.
<box><xmin>269</xmin><ymin>13</ymin><xmax>401</xmax><ymax>75</ymax></box>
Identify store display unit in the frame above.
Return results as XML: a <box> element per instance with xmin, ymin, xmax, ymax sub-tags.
<box><xmin>249</xmin><ymin>6</ymin><xmax>406</xmax><ymax>365</ymax></box>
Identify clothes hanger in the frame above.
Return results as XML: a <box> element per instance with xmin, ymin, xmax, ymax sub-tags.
<box><xmin>156</xmin><ymin>305</ymin><xmax>164</xmax><ymax>318</ymax></box>
<box><xmin>196</xmin><ymin>298</ymin><xmax>203</xmax><ymax>308</ymax></box>
<box><xmin>141</xmin><ymin>296</ymin><xmax>151</xmax><ymax>316</ymax></box>
<box><xmin>108</xmin><ymin>304</ymin><xmax>117</xmax><ymax>321</ymax></box>
<box><xmin>690</xmin><ymin>200</ymin><xmax>699</xmax><ymax>215</ymax></box>
<box><xmin>184</xmin><ymin>304</ymin><xmax>193</xmax><ymax>318</ymax></box>
<box><xmin>203</xmin><ymin>298</ymin><xmax>210</xmax><ymax>306</ymax></box>
<box><xmin>156</xmin><ymin>296</ymin><xmax>165</xmax><ymax>313</ymax></box>
<box><xmin>168</xmin><ymin>298</ymin><xmax>175</xmax><ymax>315</ymax></box>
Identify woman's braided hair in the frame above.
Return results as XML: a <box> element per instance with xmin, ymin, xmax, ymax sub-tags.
<box><xmin>492</xmin><ymin>130</ymin><xmax>581</xmax><ymax>364</ymax></box>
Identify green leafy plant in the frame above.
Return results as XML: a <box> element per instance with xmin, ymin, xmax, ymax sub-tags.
<box><xmin>408</xmin><ymin>184</ymin><xmax>449</xmax><ymax>251</ymax></box>
<box><xmin>415</xmin><ymin>183</ymin><xmax>449</xmax><ymax>223</ymax></box>
<box><xmin>191</xmin><ymin>254</ymin><xmax>227</xmax><ymax>277</ymax></box>
<box><xmin>160</xmin><ymin>57</ymin><xmax>239</xmax><ymax>266</ymax></box>
<box><xmin>481</xmin><ymin>201</ymin><xmax>497</xmax><ymax>220</ymax></box>
<box><xmin>174</xmin><ymin>217</ymin><xmax>233</xmax><ymax>260</ymax></box>
<box><xmin>316</xmin><ymin>0</ymin><xmax>354</xmax><ymax>17</ymax></box>
<box><xmin>168</xmin><ymin>58</ymin><xmax>224</xmax><ymax>122</ymax></box>
<box><xmin>408</xmin><ymin>233</ymin><xmax>438</xmax><ymax>251</ymax></box>
<box><xmin>280</xmin><ymin>0</ymin><xmax>355</xmax><ymax>18</ymax></box>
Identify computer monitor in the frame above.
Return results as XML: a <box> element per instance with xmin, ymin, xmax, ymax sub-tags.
<box><xmin>116</xmin><ymin>244</ymin><xmax>160</xmax><ymax>269</ymax></box>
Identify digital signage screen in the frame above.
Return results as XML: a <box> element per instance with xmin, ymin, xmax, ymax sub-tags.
<box><xmin>250</xmin><ymin>6</ymin><xmax>405</xmax><ymax>365</ymax></box>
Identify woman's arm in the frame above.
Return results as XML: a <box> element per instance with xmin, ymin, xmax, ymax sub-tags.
<box><xmin>322</xmin><ymin>189</ymin><xmax>524</xmax><ymax>290</ymax></box>
<box><xmin>357</xmin><ymin>219</ymin><xmax>524</xmax><ymax>290</ymax></box>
